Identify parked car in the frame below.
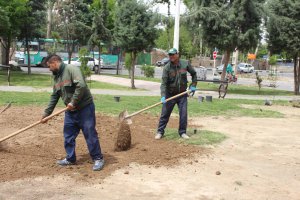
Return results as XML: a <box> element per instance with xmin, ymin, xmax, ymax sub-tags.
<box><xmin>216</xmin><ymin>64</ymin><xmax>224</xmax><ymax>74</ymax></box>
<box><xmin>63</xmin><ymin>56</ymin><xmax>103</xmax><ymax>71</ymax></box>
<box><xmin>237</xmin><ymin>63</ymin><xmax>254</xmax><ymax>73</ymax></box>
<box><xmin>156</xmin><ymin>57</ymin><xmax>169</xmax><ymax>67</ymax></box>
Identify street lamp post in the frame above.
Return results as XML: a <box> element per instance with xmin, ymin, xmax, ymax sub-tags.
<box><xmin>173</xmin><ymin>0</ymin><xmax>180</xmax><ymax>50</ymax></box>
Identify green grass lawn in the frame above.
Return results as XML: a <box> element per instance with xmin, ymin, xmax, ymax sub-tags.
<box><xmin>164</xmin><ymin>128</ymin><xmax>227</xmax><ymax>146</ymax></box>
<box><xmin>0</xmin><ymin>71</ymin><xmax>135</xmax><ymax>90</ymax></box>
<box><xmin>1</xmin><ymin>71</ymin><xmax>294</xmax><ymax>95</ymax></box>
<box><xmin>0</xmin><ymin>91</ymin><xmax>289</xmax><ymax>146</ymax></box>
<box><xmin>0</xmin><ymin>91</ymin><xmax>287</xmax><ymax>118</ymax></box>
<box><xmin>102</xmin><ymin>73</ymin><xmax>293</xmax><ymax>96</ymax></box>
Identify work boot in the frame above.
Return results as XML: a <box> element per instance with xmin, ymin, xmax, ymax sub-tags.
<box><xmin>93</xmin><ymin>159</ymin><xmax>105</xmax><ymax>171</ymax></box>
<box><xmin>155</xmin><ymin>133</ymin><xmax>163</xmax><ymax>140</ymax></box>
<box><xmin>181</xmin><ymin>133</ymin><xmax>190</xmax><ymax>139</ymax></box>
<box><xmin>57</xmin><ymin>158</ymin><xmax>75</xmax><ymax>166</ymax></box>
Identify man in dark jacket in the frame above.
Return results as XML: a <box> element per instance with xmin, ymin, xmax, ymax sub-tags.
<box><xmin>42</xmin><ymin>55</ymin><xmax>104</xmax><ymax>171</ymax></box>
<box><xmin>155</xmin><ymin>48</ymin><xmax>197</xmax><ymax>140</ymax></box>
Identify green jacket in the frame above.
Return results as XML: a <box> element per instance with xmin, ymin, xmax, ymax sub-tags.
<box><xmin>161</xmin><ymin>59</ymin><xmax>197</xmax><ymax>97</ymax></box>
<box><xmin>44</xmin><ymin>63</ymin><xmax>93</xmax><ymax>116</ymax></box>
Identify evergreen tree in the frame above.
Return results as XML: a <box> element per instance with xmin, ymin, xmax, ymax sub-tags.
<box><xmin>186</xmin><ymin>0</ymin><xmax>264</xmax><ymax>80</ymax></box>
<box><xmin>267</xmin><ymin>0</ymin><xmax>300</xmax><ymax>94</ymax></box>
<box><xmin>114</xmin><ymin>0</ymin><xmax>157</xmax><ymax>89</ymax></box>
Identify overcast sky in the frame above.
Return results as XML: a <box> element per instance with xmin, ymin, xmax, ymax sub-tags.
<box><xmin>146</xmin><ymin>0</ymin><xmax>187</xmax><ymax>16</ymax></box>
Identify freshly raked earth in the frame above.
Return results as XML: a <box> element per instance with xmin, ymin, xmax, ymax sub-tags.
<box><xmin>0</xmin><ymin>104</ymin><xmax>299</xmax><ymax>200</ymax></box>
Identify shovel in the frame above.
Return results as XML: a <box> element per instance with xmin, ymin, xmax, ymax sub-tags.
<box><xmin>0</xmin><ymin>107</ymin><xmax>68</xmax><ymax>143</ymax></box>
<box><xmin>119</xmin><ymin>90</ymin><xmax>190</xmax><ymax>124</ymax></box>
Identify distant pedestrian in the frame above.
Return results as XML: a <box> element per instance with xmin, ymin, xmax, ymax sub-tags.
<box><xmin>41</xmin><ymin>54</ymin><xmax>104</xmax><ymax>171</ymax></box>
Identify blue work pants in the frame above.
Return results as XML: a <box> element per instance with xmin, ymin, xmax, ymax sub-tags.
<box><xmin>157</xmin><ymin>94</ymin><xmax>188</xmax><ymax>136</ymax></box>
<box><xmin>63</xmin><ymin>103</ymin><xmax>103</xmax><ymax>162</ymax></box>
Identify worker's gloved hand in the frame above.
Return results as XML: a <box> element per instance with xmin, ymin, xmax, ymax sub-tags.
<box><xmin>161</xmin><ymin>96</ymin><xmax>166</xmax><ymax>104</ymax></box>
<box><xmin>189</xmin><ymin>86</ymin><xmax>197</xmax><ymax>92</ymax></box>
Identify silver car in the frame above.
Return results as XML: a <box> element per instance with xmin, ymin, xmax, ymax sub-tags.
<box><xmin>237</xmin><ymin>63</ymin><xmax>254</xmax><ymax>73</ymax></box>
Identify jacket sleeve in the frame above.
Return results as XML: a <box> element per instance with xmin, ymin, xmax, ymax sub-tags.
<box><xmin>187</xmin><ymin>62</ymin><xmax>197</xmax><ymax>86</ymax></box>
<box><xmin>43</xmin><ymin>89</ymin><xmax>60</xmax><ymax>117</ymax></box>
<box><xmin>160</xmin><ymin>66</ymin><xmax>168</xmax><ymax>97</ymax></box>
<box><xmin>69</xmin><ymin>67</ymin><xmax>88</xmax><ymax>107</ymax></box>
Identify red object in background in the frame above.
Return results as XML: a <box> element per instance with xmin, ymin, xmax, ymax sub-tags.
<box><xmin>213</xmin><ymin>51</ymin><xmax>217</xmax><ymax>59</ymax></box>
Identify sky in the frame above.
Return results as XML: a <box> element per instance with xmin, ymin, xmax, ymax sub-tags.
<box><xmin>146</xmin><ymin>0</ymin><xmax>187</xmax><ymax>16</ymax></box>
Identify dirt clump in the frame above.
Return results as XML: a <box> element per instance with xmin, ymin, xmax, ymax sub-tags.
<box><xmin>114</xmin><ymin>122</ymin><xmax>131</xmax><ymax>151</ymax></box>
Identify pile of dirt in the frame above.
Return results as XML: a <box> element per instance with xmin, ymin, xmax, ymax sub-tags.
<box><xmin>0</xmin><ymin>106</ymin><xmax>204</xmax><ymax>183</ymax></box>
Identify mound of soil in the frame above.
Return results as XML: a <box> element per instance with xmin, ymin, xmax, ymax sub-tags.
<box><xmin>0</xmin><ymin>106</ymin><xmax>204</xmax><ymax>183</ymax></box>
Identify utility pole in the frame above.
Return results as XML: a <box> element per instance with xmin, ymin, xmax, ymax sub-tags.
<box><xmin>173</xmin><ymin>0</ymin><xmax>180</xmax><ymax>50</ymax></box>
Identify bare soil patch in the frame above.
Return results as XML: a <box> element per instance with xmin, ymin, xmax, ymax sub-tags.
<box><xmin>0</xmin><ymin>106</ymin><xmax>204</xmax><ymax>183</ymax></box>
<box><xmin>1</xmin><ymin>105</ymin><xmax>300</xmax><ymax>199</ymax></box>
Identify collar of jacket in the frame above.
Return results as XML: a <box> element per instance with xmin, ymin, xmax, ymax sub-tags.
<box><xmin>54</xmin><ymin>62</ymin><xmax>65</xmax><ymax>79</ymax></box>
<box><xmin>170</xmin><ymin>60</ymin><xmax>180</xmax><ymax>67</ymax></box>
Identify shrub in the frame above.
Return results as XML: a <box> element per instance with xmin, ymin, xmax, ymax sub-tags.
<box><xmin>78</xmin><ymin>48</ymin><xmax>91</xmax><ymax>79</ymax></box>
<box><xmin>141</xmin><ymin>65</ymin><xmax>155</xmax><ymax>78</ymax></box>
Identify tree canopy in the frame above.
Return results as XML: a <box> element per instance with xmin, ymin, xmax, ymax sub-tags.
<box><xmin>114</xmin><ymin>0</ymin><xmax>157</xmax><ymax>88</ymax></box>
<box><xmin>266</xmin><ymin>0</ymin><xmax>300</xmax><ymax>94</ymax></box>
<box><xmin>186</xmin><ymin>0</ymin><xmax>264</xmax><ymax>79</ymax></box>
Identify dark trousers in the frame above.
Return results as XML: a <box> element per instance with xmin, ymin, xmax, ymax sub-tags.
<box><xmin>63</xmin><ymin>103</ymin><xmax>103</xmax><ymax>162</ymax></box>
<box><xmin>157</xmin><ymin>94</ymin><xmax>188</xmax><ymax>136</ymax></box>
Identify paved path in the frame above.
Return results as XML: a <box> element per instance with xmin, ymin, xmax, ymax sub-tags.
<box><xmin>1</xmin><ymin>74</ymin><xmax>300</xmax><ymax>101</ymax></box>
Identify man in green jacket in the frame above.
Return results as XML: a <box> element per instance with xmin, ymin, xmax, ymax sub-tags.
<box><xmin>42</xmin><ymin>55</ymin><xmax>104</xmax><ymax>171</ymax></box>
<box><xmin>155</xmin><ymin>48</ymin><xmax>197</xmax><ymax>140</ymax></box>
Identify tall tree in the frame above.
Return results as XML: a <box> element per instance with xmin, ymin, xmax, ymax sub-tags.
<box><xmin>186</xmin><ymin>0</ymin><xmax>264</xmax><ymax>80</ymax></box>
<box><xmin>18</xmin><ymin>0</ymin><xmax>47</xmax><ymax>74</ymax></box>
<box><xmin>0</xmin><ymin>0</ymin><xmax>28</xmax><ymax>65</ymax></box>
<box><xmin>46</xmin><ymin>0</ymin><xmax>57</xmax><ymax>38</ymax></box>
<box><xmin>89</xmin><ymin>0</ymin><xmax>114</xmax><ymax>74</ymax></box>
<box><xmin>56</xmin><ymin>0</ymin><xmax>92</xmax><ymax>62</ymax></box>
<box><xmin>267</xmin><ymin>0</ymin><xmax>300</xmax><ymax>95</ymax></box>
<box><xmin>114</xmin><ymin>0</ymin><xmax>157</xmax><ymax>89</ymax></box>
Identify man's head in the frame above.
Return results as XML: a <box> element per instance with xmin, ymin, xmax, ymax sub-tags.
<box><xmin>168</xmin><ymin>48</ymin><xmax>179</xmax><ymax>63</ymax></box>
<box><xmin>44</xmin><ymin>55</ymin><xmax>62</xmax><ymax>73</ymax></box>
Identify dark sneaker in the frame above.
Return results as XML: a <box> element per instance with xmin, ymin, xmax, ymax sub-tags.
<box><xmin>181</xmin><ymin>133</ymin><xmax>190</xmax><ymax>139</ymax></box>
<box><xmin>155</xmin><ymin>133</ymin><xmax>163</xmax><ymax>140</ymax></box>
<box><xmin>93</xmin><ymin>159</ymin><xmax>105</xmax><ymax>171</ymax></box>
<box><xmin>57</xmin><ymin>158</ymin><xmax>75</xmax><ymax>166</ymax></box>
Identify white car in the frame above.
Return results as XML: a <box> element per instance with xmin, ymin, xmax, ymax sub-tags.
<box><xmin>64</xmin><ymin>57</ymin><xmax>103</xmax><ymax>71</ymax></box>
<box><xmin>237</xmin><ymin>63</ymin><xmax>254</xmax><ymax>73</ymax></box>
<box><xmin>216</xmin><ymin>64</ymin><xmax>224</xmax><ymax>74</ymax></box>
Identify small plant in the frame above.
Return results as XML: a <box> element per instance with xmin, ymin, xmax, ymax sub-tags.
<box><xmin>268</xmin><ymin>55</ymin><xmax>278</xmax><ymax>88</ymax></box>
<box><xmin>255</xmin><ymin>71</ymin><xmax>263</xmax><ymax>91</ymax></box>
<box><xmin>78</xmin><ymin>48</ymin><xmax>91</xmax><ymax>79</ymax></box>
<box><xmin>141</xmin><ymin>65</ymin><xmax>155</xmax><ymax>78</ymax></box>
<box><xmin>124</xmin><ymin>53</ymin><xmax>132</xmax><ymax>78</ymax></box>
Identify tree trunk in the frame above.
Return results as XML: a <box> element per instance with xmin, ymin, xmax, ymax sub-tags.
<box><xmin>293</xmin><ymin>54</ymin><xmax>299</xmax><ymax>95</ymax></box>
<box><xmin>0</xmin><ymin>37</ymin><xmax>6</xmax><ymax>65</ymax></box>
<box><xmin>25</xmin><ymin>37</ymin><xmax>31</xmax><ymax>75</ymax></box>
<box><xmin>221</xmin><ymin>49</ymin><xmax>231</xmax><ymax>81</ymax></box>
<box><xmin>116</xmin><ymin>47</ymin><xmax>120</xmax><ymax>75</ymax></box>
<box><xmin>46</xmin><ymin>1</ymin><xmax>53</xmax><ymax>39</ymax></box>
<box><xmin>4</xmin><ymin>36</ymin><xmax>11</xmax><ymax>66</ymax></box>
<box><xmin>130</xmin><ymin>52</ymin><xmax>136</xmax><ymax>89</ymax></box>
<box><xmin>298</xmin><ymin>55</ymin><xmax>300</xmax><ymax>95</ymax></box>
<box><xmin>97</xmin><ymin>44</ymin><xmax>101</xmax><ymax>74</ymax></box>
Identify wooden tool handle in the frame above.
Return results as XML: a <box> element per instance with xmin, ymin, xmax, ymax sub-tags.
<box><xmin>0</xmin><ymin>102</ymin><xmax>11</xmax><ymax>114</ymax></box>
<box><xmin>0</xmin><ymin>107</ymin><xmax>68</xmax><ymax>143</ymax></box>
<box><xmin>126</xmin><ymin>90</ymin><xmax>190</xmax><ymax>119</ymax></box>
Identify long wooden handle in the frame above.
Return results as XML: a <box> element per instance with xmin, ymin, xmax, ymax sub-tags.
<box><xmin>0</xmin><ymin>107</ymin><xmax>68</xmax><ymax>143</ymax></box>
<box><xmin>0</xmin><ymin>102</ymin><xmax>11</xmax><ymax>114</ymax></box>
<box><xmin>125</xmin><ymin>90</ymin><xmax>190</xmax><ymax>119</ymax></box>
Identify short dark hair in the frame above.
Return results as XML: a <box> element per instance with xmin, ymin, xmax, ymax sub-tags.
<box><xmin>42</xmin><ymin>54</ymin><xmax>62</xmax><ymax>67</ymax></box>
